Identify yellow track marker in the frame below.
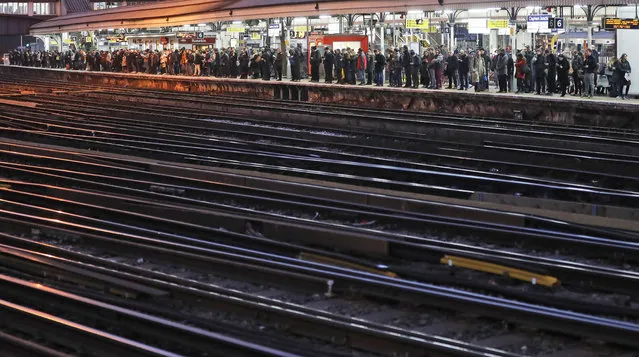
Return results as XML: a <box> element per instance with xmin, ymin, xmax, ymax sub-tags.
<box><xmin>299</xmin><ymin>252</ymin><xmax>398</xmax><ymax>278</ymax></box>
<box><xmin>441</xmin><ymin>255</ymin><xmax>560</xmax><ymax>287</ymax></box>
<box><xmin>0</xmin><ymin>184</ymin><xmax>11</xmax><ymax>189</ymax></box>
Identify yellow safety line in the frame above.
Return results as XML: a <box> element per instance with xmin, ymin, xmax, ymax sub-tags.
<box><xmin>299</xmin><ymin>252</ymin><xmax>398</xmax><ymax>278</ymax></box>
<box><xmin>441</xmin><ymin>255</ymin><xmax>560</xmax><ymax>287</ymax></box>
<box><xmin>0</xmin><ymin>184</ymin><xmax>11</xmax><ymax>189</ymax></box>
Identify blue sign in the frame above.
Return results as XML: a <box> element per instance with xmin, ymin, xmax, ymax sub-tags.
<box><xmin>527</xmin><ymin>14</ymin><xmax>551</xmax><ymax>22</ymax></box>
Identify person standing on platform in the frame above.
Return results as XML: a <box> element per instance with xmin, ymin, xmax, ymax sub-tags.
<box><xmin>374</xmin><ymin>49</ymin><xmax>385</xmax><ymax>86</ymax></box>
<box><xmin>571</xmin><ymin>50</ymin><xmax>583</xmax><ymax>96</ymax></box>
<box><xmin>495</xmin><ymin>48</ymin><xmax>508</xmax><ymax>93</ymax></box>
<box><xmin>334</xmin><ymin>49</ymin><xmax>343</xmax><ymax>83</ymax></box>
<box><xmin>471</xmin><ymin>49</ymin><xmax>485</xmax><ymax>92</ymax></box>
<box><xmin>446</xmin><ymin>50</ymin><xmax>458</xmax><ymax>89</ymax></box>
<box><xmin>274</xmin><ymin>48</ymin><xmax>283</xmax><ymax>81</ymax></box>
<box><xmin>545</xmin><ymin>49</ymin><xmax>557</xmax><ymax>95</ymax></box>
<box><xmin>261</xmin><ymin>48</ymin><xmax>272</xmax><ymax>80</ymax></box>
<box><xmin>615</xmin><ymin>53</ymin><xmax>632</xmax><ymax>100</ymax></box>
<box><xmin>420</xmin><ymin>51</ymin><xmax>430</xmax><ymax>88</ymax></box>
<box><xmin>344</xmin><ymin>49</ymin><xmax>354</xmax><ymax>84</ymax></box>
<box><xmin>356</xmin><ymin>48</ymin><xmax>367</xmax><ymax>85</ymax></box>
<box><xmin>556</xmin><ymin>53</ymin><xmax>570</xmax><ymax>97</ymax></box>
<box><xmin>229</xmin><ymin>48</ymin><xmax>238</xmax><ymax>78</ymax></box>
<box><xmin>458</xmin><ymin>50</ymin><xmax>469</xmax><ymax>90</ymax></box>
<box><xmin>323</xmin><ymin>46</ymin><xmax>334</xmax><ymax>83</ymax></box>
<box><xmin>290</xmin><ymin>48</ymin><xmax>301</xmax><ymax>82</ymax></box>
<box><xmin>388</xmin><ymin>50</ymin><xmax>397</xmax><ymax>87</ymax></box>
<box><xmin>193</xmin><ymin>50</ymin><xmax>202</xmax><ymax>76</ymax></box>
<box><xmin>310</xmin><ymin>46</ymin><xmax>321</xmax><ymax>82</ymax></box>
<box><xmin>514</xmin><ymin>53</ymin><xmax>527</xmax><ymax>94</ymax></box>
<box><xmin>402</xmin><ymin>46</ymin><xmax>411</xmax><ymax>88</ymax></box>
<box><xmin>410</xmin><ymin>50</ymin><xmax>420</xmax><ymax>89</ymax></box>
<box><xmin>533</xmin><ymin>49</ymin><xmax>547</xmax><ymax>95</ymax></box>
<box><xmin>507</xmin><ymin>51</ymin><xmax>514</xmax><ymax>92</ymax></box>
<box><xmin>239</xmin><ymin>50</ymin><xmax>249</xmax><ymax>79</ymax></box>
<box><xmin>366</xmin><ymin>49</ymin><xmax>374</xmax><ymax>85</ymax></box>
<box><xmin>523</xmin><ymin>46</ymin><xmax>534</xmax><ymax>92</ymax></box>
<box><xmin>583</xmin><ymin>48</ymin><xmax>597</xmax><ymax>98</ymax></box>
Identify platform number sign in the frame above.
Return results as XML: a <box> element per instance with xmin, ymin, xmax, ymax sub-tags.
<box><xmin>197</xmin><ymin>32</ymin><xmax>204</xmax><ymax>39</ymax></box>
<box><xmin>548</xmin><ymin>17</ymin><xmax>564</xmax><ymax>29</ymax></box>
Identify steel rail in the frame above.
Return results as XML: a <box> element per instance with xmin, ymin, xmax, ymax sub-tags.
<box><xmin>1</xmin><ymin>209</ymin><xmax>638</xmax><ymax>349</ymax></box>
<box><xmin>0</xmin><ymin>238</ymin><xmax>521</xmax><ymax>357</ymax></box>
<box><xmin>3</xmin><ymin>128</ymin><xmax>638</xmax><ymax>208</ymax></box>
<box><xmin>2</xmin><ymin>111</ymin><xmax>637</xmax><ymax>192</ymax></box>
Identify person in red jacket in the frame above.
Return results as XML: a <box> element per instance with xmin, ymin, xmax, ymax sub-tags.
<box><xmin>357</xmin><ymin>48</ymin><xmax>367</xmax><ymax>85</ymax></box>
<box><xmin>514</xmin><ymin>52</ymin><xmax>528</xmax><ymax>94</ymax></box>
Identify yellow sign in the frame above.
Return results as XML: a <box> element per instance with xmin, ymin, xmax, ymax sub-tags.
<box><xmin>293</xmin><ymin>26</ymin><xmax>309</xmax><ymax>32</ymax></box>
<box><xmin>226</xmin><ymin>26</ymin><xmax>245</xmax><ymax>33</ymax></box>
<box><xmin>487</xmin><ymin>20</ymin><xmax>509</xmax><ymax>29</ymax></box>
<box><xmin>406</xmin><ymin>19</ymin><xmax>430</xmax><ymax>29</ymax></box>
<box><xmin>250</xmin><ymin>33</ymin><xmax>261</xmax><ymax>40</ymax></box>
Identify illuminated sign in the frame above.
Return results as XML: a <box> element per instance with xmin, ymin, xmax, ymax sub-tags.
<box><xmin>487</xmin><ymin>20</ymin><xmax>509</xmax><ymax>29</ymax></box>
<box><xmin>603</xmin><ymin>18</ymin><xmax>639</xmax><ymax>30</ymax></box>
<box><xmin>405</xmin><ymin>19</ymin><xmax>429</xmax><ymax>29</ymax></box>
<box><xmin>178</xmin><ymin>38</ymin><xmax>215</xmax><ymax>44</ymax></box>
<box><xmin>226</xmin><ymin>26</ymin><xmax>245</xmax><ymax>33</ymax></box>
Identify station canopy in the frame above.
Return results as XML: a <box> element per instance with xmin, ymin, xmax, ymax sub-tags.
<box><xmin>30</xmin><ymin>0</ymin><xmax>624</xmax><ymax>35</ymax></box>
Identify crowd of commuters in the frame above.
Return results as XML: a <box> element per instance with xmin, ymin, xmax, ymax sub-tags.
<box><xmin>7</xmin><ymin>44</ymin><xmax>632</xmax><ymax>99</ymax></box>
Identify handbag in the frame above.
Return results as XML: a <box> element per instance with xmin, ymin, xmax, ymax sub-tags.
<box><xmin>625</xmin><ymin>72</ymin><xmax>631</xmax><ymax>82</ymax></box>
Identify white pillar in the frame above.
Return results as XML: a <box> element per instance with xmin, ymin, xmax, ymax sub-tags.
<box><xmin>449</xmin><ymin>24</ymin><xmax>454</xmax><ymax>50</ymax></box>
<box><xmin>380</xmin><ymin>25</ymin><xmax>385</xmax><ymax>52</ymax></box>
<box><xmin>587</xmin><ymin>23</ymin><xmax>592</xmax><ymax>49</ymax></box>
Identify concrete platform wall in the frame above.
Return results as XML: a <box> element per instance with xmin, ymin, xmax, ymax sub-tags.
<box><xmin>1</xmin><ymin>65</ymin><xmax>638</xmax><ymax>130</ymax></box>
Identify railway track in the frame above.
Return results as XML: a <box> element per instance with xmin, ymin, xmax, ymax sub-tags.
<box><xmin>0</xmin><ymin>75</ymin><xmax>638</xmax><ymax>356</ymax></box>
<box><xmin>1</xmin><ymin>146</ymin><xmax>639</xmax><ymax>354</ymax></box>
<box><xmin>0</xmin><ymin>92</ymin><xmax>638</xmax><ymax>215</ymax></box>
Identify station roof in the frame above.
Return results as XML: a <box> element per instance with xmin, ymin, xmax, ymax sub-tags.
<box><xmin>30</xmin><ymin>0</ymin><xmax>623</xmax><ymax>35</ymax></box>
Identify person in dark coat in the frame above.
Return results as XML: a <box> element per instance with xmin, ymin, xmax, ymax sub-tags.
<box><xmin>323</xmin><ymin>47</ymin><xmax>334</xmax><ymax>83</ymax></box>
<box><xmin>229</xmin><ymin>48</ymin><xmax>238</xmax><ymax>78</ymax></box>
<box><xmin>420</xmin><ymin>51</ymin><xmax>429</xmax><ymax>88</ymax></box>
<box><xmin>239</xmin><ymin>50</ymin><xmax>249</xmax><ymax>79</ymax></box>
<box><xmin>446</xmin><ymin>51</ymin><xmax>458</xmax><ymax>89</ymax></box>
<box><xmin>402</xmin><ymin>45</ymin><xmax>411</xmax><ymax>87</ymax></box>
<box><xmin>310</xmin><ymin>46</ymin><xmax>321</xmax><ymax>82</ymax></box>
<box><xmin>366</xmin><ymin>49</ymin><xmax>374</xmax><ymax>85</ymax></box>
<box><xmin>373</xmin><ymin>49</ymin><xmax>385</xmax><ymax>86</ymax></box>
<box><xmin>545</xmin><ymin>49</ymin><xmax>557</xmax><ymax>94</ymax></box>
<box><xmin>507</xmin><ymin>52</ymin><xmax>514</xmax><ymax>92</ymax></box>
<box><xmin>273</xmin><ymin>48</ymin><xmax>283</xmax><ymax>81</ymax></box>
<box><xmin>410</xmin><ymin>50</ymin><xmax>420</xmax><ymax>89</ymax></box>
<box><xmin>261</xmin><ymin>48</ymin><xmax>271</xmax><ymax>80</ymax></box>
<box><xmin>290</xmin><ymin>48</ymin><xmax>301</xmax><ymax>81</ymax></box>
<box><xmin>334</xmin><ymin>49</ymin><xmax>343</xmax><ymax>83</ymax></box>
<box><xmin>533</xmin><ymin>49</ymin><xmax>547</xmax><ymax>95</ymax></box>
<box><xmin>458</xmin><ymin>50</ymin><xmax>469</xmax><ymax>90</ymax></box>
<box><xmin>556</xmin><ymin>53</ymin><xmax>570</xmax><ymax>97</ymax></box>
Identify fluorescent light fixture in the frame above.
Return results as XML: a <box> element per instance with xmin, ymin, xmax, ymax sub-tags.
<box><xmin>232</xmin><ymin>20</ymin><xmax>242</xmax><ymax>24</ymax></box>
<box><xmin>443</xmin><ymin>10</ymin><xmax>453</xmax><ymax>14</ymax></box>
<box><xmin>407</xmin><ymin>10</ymin><xmax>423</xmax><ymax>15</ymax></box>
<box><xmin>526</xmin><ymin>6</ymin><xmax>542</xmax><ymax>10</ymax></box>
<box><xmin>319</xmin><ymin>15</ymin><xmax>331</xmax><ymax>19</ymax></box>
<box><xmin>197</xmin><ymin>23</ymin><xmax>207</xmax><ymax>26</ymax></box>
<box><xmin>294</xmin><ymin>17</ymin><xmax>306</xmax><ymax>21</ymax></box>
<box><xmin>486</xmin><ymin>7</ymin><xmax>501</xmax><ymax>11</ymax></box>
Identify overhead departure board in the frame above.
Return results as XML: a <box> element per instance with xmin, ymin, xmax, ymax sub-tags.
<box><xmin>603</xmin><ymin>18</ymin><xmax>639</xmax><ymax>30</ymax></box>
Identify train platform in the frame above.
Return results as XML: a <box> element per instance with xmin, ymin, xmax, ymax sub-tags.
<box><xmin>1</xmin><ymin>64</ymin><xmax>638</xmax><ymax>130</ymax></box>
